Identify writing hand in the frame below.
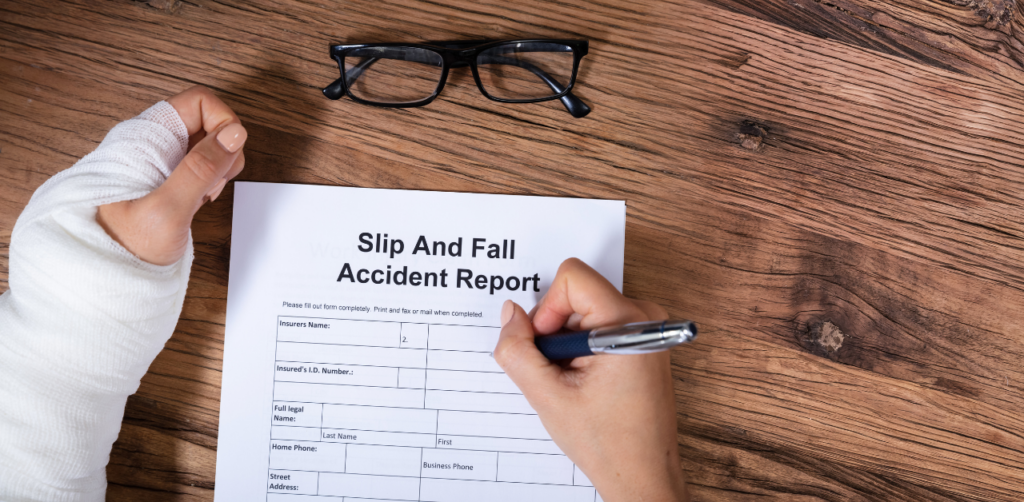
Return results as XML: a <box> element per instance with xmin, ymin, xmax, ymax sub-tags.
<box><xmin>494</xmin><ymin>258</ymin><xmax>688</xmax><ymax>502</ymax></box>
<box><xmin>96</xmin><ymin>85</ymin><xmax>247</xmax><ymax>265</ymax></box>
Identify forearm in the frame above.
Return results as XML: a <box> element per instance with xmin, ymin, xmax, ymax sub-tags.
<box><xmin>0</xmin><ymin>102</ymin><xmax>192</xmax><ymax>501</ymax></box>
<box><xmin>590</xmin><ymin>451</ymin><xmax>688</xmax><ymax>502</ymax></box>
<box><xmin>571</xmin><ymin>405</ymin><xmax>689</xmax><ymax>501</ymax></box>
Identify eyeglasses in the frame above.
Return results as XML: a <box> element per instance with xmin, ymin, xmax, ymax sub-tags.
<box><xmin>322</xmin><ymin>39</ymin><xmax>591</xmax><ymax>118</ymax></box>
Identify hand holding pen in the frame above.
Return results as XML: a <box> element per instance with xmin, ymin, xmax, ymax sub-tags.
<box><xmin>493</xmin><ymin>258</ymin><xmax>690</xmax><ymax>502</ymax></box>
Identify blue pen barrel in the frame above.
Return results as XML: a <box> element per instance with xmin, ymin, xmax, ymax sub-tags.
<box><xmin>534</xmin><ymin>331</ymin><xmax>593</xmax><ymax>360</ymax></box>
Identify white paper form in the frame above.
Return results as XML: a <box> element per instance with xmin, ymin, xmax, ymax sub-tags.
<box><xmin>215</xmin><ymin>182</ymin><xmax>624</xmax><ymax>502</ymax></box>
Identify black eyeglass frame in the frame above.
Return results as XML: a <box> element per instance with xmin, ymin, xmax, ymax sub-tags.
<box><xmin>322</xmin><ymin>39</ymin><xmax>591</xmax><ymax>118</ymax></box>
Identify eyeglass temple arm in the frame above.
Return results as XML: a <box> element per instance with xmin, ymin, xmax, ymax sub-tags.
<box><xmin>323</xmin><ymin>57</ymin><xmax>381</xmax><ymax>100</ymax></box>
<box><xmin>477</xmin><ymin>54</ymin><xmax>590</xmax><ymax>118</ymax></box>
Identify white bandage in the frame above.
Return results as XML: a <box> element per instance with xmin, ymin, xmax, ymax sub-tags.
<box><xmin>0</xmin><ymin>102</ymin><xmax>193</xmax><ymax>501</ymax></box>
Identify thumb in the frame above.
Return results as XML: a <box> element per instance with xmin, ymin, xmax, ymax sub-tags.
<box><xmin>153</xmin><ymin>122</ymin><xmax>247</xmax><ymax>218</ymax></box>
<box><xmin>494</xmin><ymin>300</ymin><xmax>561</xmax><ymax>396</ymax></box>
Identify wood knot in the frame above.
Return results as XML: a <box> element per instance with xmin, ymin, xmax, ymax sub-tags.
<box><xmin>737</xmin><ymin>120</ymin><xmax>768</xmax><ymax>150</ymax></box>
<box><xmin>939</xmin><ymin>0</ymin><xmax>1014</xmax><ymax>29</ymax></box>
<box><xmin>796</xmin><ymin>320</ymin><xmax>847</xmax><ymax>360</ymax></box>
<box><xmin>816</xmin><ymin>321</ymin><xmax>845</xmax><ymax>353</ymax></box>
<box><xmin>138</xmin><ymin>0</ymin><xmax>181</xmax><ymax>13</ymax></box>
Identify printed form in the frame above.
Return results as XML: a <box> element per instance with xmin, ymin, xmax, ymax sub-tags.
<box><xmin>215</xmin><ymin>182</ymin><xmax>624</xmax><ymax>502</ymax></box>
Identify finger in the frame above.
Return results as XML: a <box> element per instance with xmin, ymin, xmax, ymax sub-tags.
<box><xmin>166</xmin><ymin>85</ymin><xmax>240</xmax><ymax>137</ymax></box>
<box><xmin>630</xmin><ymin>299</ymin><xmax>668</xmax><ymax>321</ymax></box>
<box><xmin>564</xmin><ymin>300</ymin><xmax>665</xmax><ymax>373</ymax></box>
<box><xmin>206</xmin><ymin>151</ymin><xmax>246</xmax><ymax>203</ymax></box>
<box><xmin>150</xmin><ymin>122</ymin><xmax>247</xmax><ymax>218</ymax></box>
<box><xmin>532</xmin><ymin>258</ymin><xmax>648</xmax><ymax>334</ymax></box>
<box><xmin>223</xmin><ymin>150</ymin><xmax>246</xmax><ymax>181</ymax></box>
<box><xmin>493</xmin><ymin>300</ymin><xmax>561</xmax><ymax>396</ymax></box>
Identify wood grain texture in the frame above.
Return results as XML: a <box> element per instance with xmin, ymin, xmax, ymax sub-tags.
<box><xmin>706</xmin><ymin>0</ymin><xmax>1024</xmax><ymax>84</ymax></box>
<box><xmin>0</xmin><ymin>0</ymin><xmax>1022</xmax><ymax>500</ymax></box>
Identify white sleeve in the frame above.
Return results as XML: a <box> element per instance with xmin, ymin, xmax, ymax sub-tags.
<box><xmin>0</xmin><ymin>101</ymin><xmax>193</xmax><ymax>502</ymax></box>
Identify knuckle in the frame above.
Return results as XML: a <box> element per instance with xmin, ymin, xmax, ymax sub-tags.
<box><xmin>492</xmin><ymin>341</ymin><xmax>513</xmax><ymax>368</ymax></box>
<box><xmin>559</xmin><ymin>257</ymin><xmax>583</xmax><ymax>272</ymax></box>
<box><xmin>182</xmin><ymin>148</ymin><xmax>223</xmax><ymax>183</ymax></box>
<box><xmin>187</xmin><ymin>84</ymin><xmax>212</xmax><ymax>97</ymax></box>
<box><xmin>173</xmin><ymin>85</ymin><xmax>208</xmax><ymax>104</ymax></box>
<box><xmin>492</xmin><ymin>337</ymin><xmax>523</xmax><ymax>370</ymax></box>
<box><xmin>557</xmin><ymin>257</ymin><xmax>592</xmax><ymax>279</ymax></box>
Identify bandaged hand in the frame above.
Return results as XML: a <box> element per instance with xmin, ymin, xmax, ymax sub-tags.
<box><xmin>97</xmin><ymin>86</ymin><xmax>247</xmax><ymax>265</ymax></box>
<box><xmin>0</xmin><ymin>86</ymin><xmax>244</xmax><ymax>501</ymax></box>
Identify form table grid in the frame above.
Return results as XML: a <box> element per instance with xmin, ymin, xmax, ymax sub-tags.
<box><xmin>266</xmin><ymin>316</ymin><xmax>598</xmax><ymax>502</ymax></box>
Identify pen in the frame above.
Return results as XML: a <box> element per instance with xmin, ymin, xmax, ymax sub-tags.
<box><xmin>534</xmin><ymin>320</ymin><xmax>698</xmax><ymax>360</ymax></box>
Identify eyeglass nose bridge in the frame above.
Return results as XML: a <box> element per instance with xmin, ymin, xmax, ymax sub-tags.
<box><xmin>446</xmin><ymin>49</ymin><xmax>481</xmax><ymax>69</ymax></box>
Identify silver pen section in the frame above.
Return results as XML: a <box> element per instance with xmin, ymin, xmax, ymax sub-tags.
<box><xmin>588</xmin><ymin>320</ymin><xmax>698</xmax><ymax>354</ymax></box>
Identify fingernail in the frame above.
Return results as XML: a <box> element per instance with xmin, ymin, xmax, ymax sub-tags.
<box><xmin>207</xmin><ymin>178</ymin><xmax>228</xmax><ymax>203</ymax></box>
<box><xmin>216</xmin><ymin>123</ymin><xmax>247</xmax><ymax>153</ymax></box>
<box><xmin>500</xmin><ymin>300</ymin><xmax>514</xmax><ymax>327</ymax></box>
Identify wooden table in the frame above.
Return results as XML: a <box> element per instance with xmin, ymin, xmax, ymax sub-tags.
<box><xmin>1</xmin><ymin>0</ymin><xmax>1022</xmax><ymax>500</ymax></box>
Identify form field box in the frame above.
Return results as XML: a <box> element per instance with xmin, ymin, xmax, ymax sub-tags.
<box><xmin>267</xmin><ymin>495</ymin><xmax>348</xmax><ymax>502</ymax></box>
<box><xmin>399</xmin><ymin>368</ymin><xmax>427</xmax><ymax>388</ymax></box>
<box><xmin>271</xmin><ymin>426</ymin><xmax>320</xmax><ymax>442</ymax></box>
<box><xmin>269</xmin><ymin>440</ymin><xmax>346</xmax><ymax>473</ymax></box>
<box><xmin>277</xmin><ymin>342</ymin><xmax>426</xmax><ymax>368</ymax></box>
<box><xmin>271</xmin><ymin>401</ymin><xmax>322</xmax><ymax>428</ymax></box>
<box><xmin>278</xmin><ymin>318</ymin><xmax>401</xmax><ymax>347</ymax></box>
<box><xmin>399</xmin><ymin>323</ymin><xmax>429</xmax><ymax>348</ymax></box>
<box><xmin>435</xmin><ymin>435</ymin><xmax>562</xmax><ymax>455</ymax></box>
<box><xmin>321</xmin><ymin>428</ymin><xmax>436</xmax><ymax>448</ymax></box>
<box><xmin>270</xmin><ymin>496</ymin><xmax>410</xmax><ymax>502</ymax></box>
<box><xmin>426</xmin><ymin>369</ymin><xmax>520</xmax><ymax>394</ymax></box>
<box><xmin>426</xmin><ymin>389</ymin><xmax>535</xmax><ymax>414</ymax></box>
<box><xmin>437</xmin><ymin>411</ymin><xmax>550</xmax><ymax>440</ymax></box>
<box><xmin>346</xmin><ymin>499</ymin><xmax>417</xmax><ymax>502</ymax></box>
<box><xmin>275</xmin><ymin>381</ymin><xmax>424</xmax><ymax>408</ymax></box>
<box><xmin>428</xmin><ymin>325</ymin><xmax>501</xmax><ymax>352</ymax></box>
<box><xmin>345</xmin><ymin>444</ymin><xmax>422</xmax><ymax>477</ymax></box>
<box><xmin>322</xmin><ymin>404</ymin><xmax>436</xmax><ymax>433</ymax></box>
<box><xmin>426</xmin><ymin>350</ymin><xmax>503</xmax><ymax>373</ymax></box>
<box><xmin>419</xmin><ymin>478</ymin><xmax>596</xmax><ymax>502</ymax></box>
<box><xmin>318</xmin><ymin>472</ymin><xmax>420</xmax><ymax>500</ymax></box>
<box><xmin>421</xmin><ymin>449</ymin><xmax>497</xmax><ymax>481</ymax></box>
<box><xmin>497</xmin><ymin>452</ymin><xmax>574</xmax><ymax>485</ymax></box>
<box><xmin>276</xmin><ymin>363</ymin><xmax>398</xmax><ymax>388</ymax></box>
<box><xmin>267</xmin><ymin>469</ymin><xmax>317</xmax><ymax>495</ymax></box>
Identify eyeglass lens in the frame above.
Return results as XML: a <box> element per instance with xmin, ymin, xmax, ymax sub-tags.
<box><xmin>476</xmin><ymin>42</ymin><xmax>575</xmax><ymax>100</ymax></box>
<box><xmin>344</xmin><ymin>47</ymin><xmax>444</xmax><ymax>104</ymax></box>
